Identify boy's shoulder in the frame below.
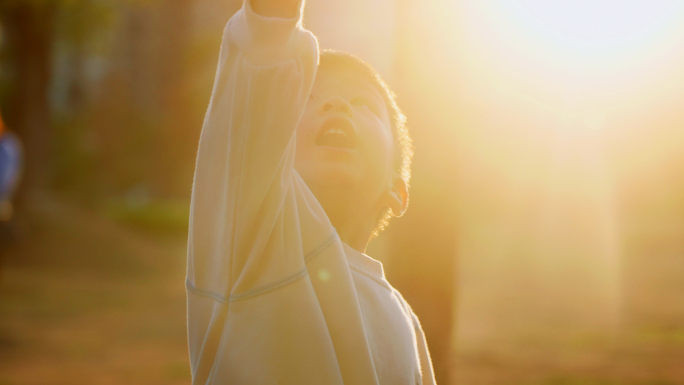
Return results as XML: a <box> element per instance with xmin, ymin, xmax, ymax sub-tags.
<box><xmin>345</xmin><ymin>253</ymin><xmax>420</xmax><ymax>324</ymax></box>
<box><xmin>389</xmin><ymin>285</ymin><xmax>420</xmax><ymax>323</ymax></box>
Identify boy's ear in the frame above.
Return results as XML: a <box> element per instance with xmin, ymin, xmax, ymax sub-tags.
<box><xmin>388</xmin><ymin>176</ymin><xmax>409</xmax><ymax>217</ymax></box>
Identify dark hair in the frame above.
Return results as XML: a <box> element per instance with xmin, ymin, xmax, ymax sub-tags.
<box><xmin>318</xmin><ymin>50</ymin><xmax>413</xmax><ymax>236</ymax></box>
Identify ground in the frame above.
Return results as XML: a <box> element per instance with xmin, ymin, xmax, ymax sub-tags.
<box><xmin>0</xmin><ymin>198</ymin><xmax>190</xmax><ymax>385</ymax></box>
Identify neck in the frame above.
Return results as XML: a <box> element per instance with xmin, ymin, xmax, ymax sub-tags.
<box><xmin>314</xmin><ymin>193</ymin><xmax>377</xmax><ymax>253</ymax></box>
<box><xmin>326</xmin><ymin>209</ymin><xmax>375</xmax><ymax>253</ymax></box>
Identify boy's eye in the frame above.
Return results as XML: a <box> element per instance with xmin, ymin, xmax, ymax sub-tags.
<box><xmin>351</xmin><ymin>97</ymin><xmax>381</xmax><ymax>116</ymax></box>
<box><xmin>350</xmin><ymin>97</ymin><xmax>369</xmax><ymax>107</ymax></box>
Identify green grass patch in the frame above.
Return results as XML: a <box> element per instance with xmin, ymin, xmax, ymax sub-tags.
<box><xmin>104</xmin><ymin>199</ymin><xmax>189</xmax><ymax>234</ymax></box>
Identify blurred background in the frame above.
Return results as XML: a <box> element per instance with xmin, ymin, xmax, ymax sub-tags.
<box><xmin>1</xmin><ymin>0</ymin><xmax>684</xmax><ymax>384</ymax></box>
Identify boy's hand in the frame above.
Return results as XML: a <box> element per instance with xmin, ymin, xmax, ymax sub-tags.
<box><xmin>250</xmin><ymin>0</ymin><xmax>302</xmax><ymax>18</ymax></box>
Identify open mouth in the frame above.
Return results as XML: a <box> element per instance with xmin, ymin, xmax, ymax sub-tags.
<box><xmin>315</xmin><ymin>117</ymin><xmax>356</xmax><ymax>149</ymax></box>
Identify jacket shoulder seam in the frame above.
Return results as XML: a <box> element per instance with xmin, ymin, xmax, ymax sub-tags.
<box><xmin>187</xmin><ymin>230</ymin><xmax>337</xmax><ymax>303</ymax></box>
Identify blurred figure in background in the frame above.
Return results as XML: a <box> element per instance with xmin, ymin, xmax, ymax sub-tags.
<box><xmin>0</xmin><ymin>108</ymin><xmax>23</xmax><ymax>243</ymax></box>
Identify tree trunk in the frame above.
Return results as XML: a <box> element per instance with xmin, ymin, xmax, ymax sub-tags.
<box><xmin>2</xmin><ymin>4</ymin><xmax>56</xmax><ymax>195</ymax></box>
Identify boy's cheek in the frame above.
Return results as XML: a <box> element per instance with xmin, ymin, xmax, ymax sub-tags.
<box><xmin>360</xmin><ymin>129</ymin><xmax>393</xmax><ymax>164</ymax></box>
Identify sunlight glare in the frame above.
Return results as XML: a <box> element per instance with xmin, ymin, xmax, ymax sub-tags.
<box><xmin>454</xmin><ymin>0</ymin><xmax>684</xmax><ymax>98</ymax></box>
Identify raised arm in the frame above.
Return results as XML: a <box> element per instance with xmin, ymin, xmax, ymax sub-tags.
<box><xmin>186</xmin><ymin>1</ymin><xmax>324</xmax><ymax>381</ymax></box>
<box><xmin>187</xmin><ymin>0</ymin><xmax>318</xmax><ymax>314</ymax></box>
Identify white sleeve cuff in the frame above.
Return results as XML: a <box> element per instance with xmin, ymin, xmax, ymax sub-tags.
<box><xmin>228</xmin><ymin>0</ymin><xmax>316</xmax><ymax>66</ymax></box>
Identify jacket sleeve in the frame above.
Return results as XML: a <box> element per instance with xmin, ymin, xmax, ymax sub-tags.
<box><xmin>187</xmin><ymin>0</ymin><xmax>318</xmax><ymax>301</ymax></box>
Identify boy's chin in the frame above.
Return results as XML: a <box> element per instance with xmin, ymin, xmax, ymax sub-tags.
<box><xmin>296</xmin><ymin>164</ymin><xmax>361</xmax><ymax>191</ymax></box>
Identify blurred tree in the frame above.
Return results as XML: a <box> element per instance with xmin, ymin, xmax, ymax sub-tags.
<box><xmin>0</xmin><ymin>0</ymin><xmax>208</xmax><ymax>203</ymax></box>
<box><xmin>0</xmin><ymin>1</ymin><xmax>57</xmax><ymax>194</ymax></box>
<box><xmin>151</xmin><ymin>0</ymin><xmax>197</xmax><ymax>198</ymax></box>
<box><xmin>0</xmin><ymin>0</ymin><xmax>114</xmax><ymax>196</ymax></box>
<box><xmin>90</xmin><ymin>0</ymin><xmax>205</xmax><ymax>200</ymax></box>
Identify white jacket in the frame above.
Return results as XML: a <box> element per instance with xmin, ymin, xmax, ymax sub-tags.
<box><xmin>186</xmin><ymin>2</ymin><xmax>436</xmax><ymax>384</ymax></box>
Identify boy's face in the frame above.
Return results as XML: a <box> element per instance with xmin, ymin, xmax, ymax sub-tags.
<box><xmin>294</xmin><ymin>67</ymin><xmax>401</xmax><ymax>216</ymax></box>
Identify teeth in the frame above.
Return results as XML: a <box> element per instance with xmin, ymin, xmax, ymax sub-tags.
<box><xmin>325</xmin><ymin>128</ymin><xmax>348</xmax><ymax>136</ymax></box>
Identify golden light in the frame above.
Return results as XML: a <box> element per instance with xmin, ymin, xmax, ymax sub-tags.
<box><xmin>453</xmin><ymin>0</ymin><xmax>684</xmax><ymax>96</ymax></box>
<box><xmin>443</xmin><ymin>1</ymin><xmax>684</xmax><ymax>367</ymax></box>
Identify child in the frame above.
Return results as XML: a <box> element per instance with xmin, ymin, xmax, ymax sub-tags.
<box><xmin>186</xmin><ymin>0</ymin><xmax>436</xmax><ymax>383</ymax></box>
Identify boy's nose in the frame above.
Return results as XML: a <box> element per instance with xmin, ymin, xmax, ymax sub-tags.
<box><xmin>321</xmin><ymin>96</ymin><xmax>353</xmax><ymax>117</ymax></box>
